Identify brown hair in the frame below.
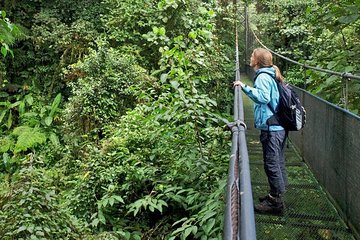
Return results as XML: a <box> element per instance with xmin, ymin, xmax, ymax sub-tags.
<box><xmin>252</xmin><ymin>48</ymin><xmax>284</xmax><ymax>82</ymax></box>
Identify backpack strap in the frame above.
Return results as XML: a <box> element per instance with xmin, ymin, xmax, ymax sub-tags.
<box><xmin>267</xmin><ymin>102</ymin><xmax>276</xmax><ymax>114</ymax></box>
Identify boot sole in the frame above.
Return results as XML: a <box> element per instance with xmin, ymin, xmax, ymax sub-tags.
<box><xmin>254</xmin><ymin>207</ymin><xmax>284</xmax><ymax>216</ymax></box>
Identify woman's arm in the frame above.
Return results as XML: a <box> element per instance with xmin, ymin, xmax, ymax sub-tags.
<box><xmin>235</xmin><ymin>76</ymin><xmax>272</xmax><ymax>104</ymax></box>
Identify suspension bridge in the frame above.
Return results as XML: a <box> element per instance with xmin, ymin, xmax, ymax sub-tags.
<box><xmin>223</xmin><ymin>4</ymin><xmax>360</xmax><ymax>240</ymax></box>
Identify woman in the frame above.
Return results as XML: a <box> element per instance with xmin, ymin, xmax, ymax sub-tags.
<box><xmin>234</xmin><ymin>48</ymin><xmax>287</xmax><ymax>215</ymax></box>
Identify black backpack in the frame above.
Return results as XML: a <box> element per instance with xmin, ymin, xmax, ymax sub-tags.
<box><xmin>255</xmin><ymin>72</ymin><xmax>306</xmax><ymax>131</ymax></box>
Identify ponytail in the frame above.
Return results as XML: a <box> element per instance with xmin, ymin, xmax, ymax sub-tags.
<box><xmin>273</xmin><ymin>65</ymin><xmax>284</xmax><ymax>83</ymax></box>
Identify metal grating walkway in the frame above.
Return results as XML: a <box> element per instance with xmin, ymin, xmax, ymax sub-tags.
<box><xmin>241</xmin><ymin>75</ymin><xmax>356</xmax><ymax>240</ymax></box>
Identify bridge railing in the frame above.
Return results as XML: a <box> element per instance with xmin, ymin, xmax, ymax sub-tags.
<box><xmin>290</xmin><ymin>87</ymin><xmax>360</xmax><ymax>239</ymax></box>
<box><xmin>223</xmin><ymin>19</ymin><xmax>256</xmax><ymax>239</ymax></box>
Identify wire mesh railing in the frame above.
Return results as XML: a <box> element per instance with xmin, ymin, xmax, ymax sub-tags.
<box><xmin>290</xmin><ymin>87</ymin><xmax>360</xmax><ymax>239</ymax></box>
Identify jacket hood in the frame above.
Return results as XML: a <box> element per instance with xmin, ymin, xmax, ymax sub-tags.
<box><xmin>255</xmin><ymin>67</ymin><xmax>276</xmax><ymax>79</ymax></box>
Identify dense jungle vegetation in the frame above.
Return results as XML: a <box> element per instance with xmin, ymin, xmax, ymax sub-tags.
<box><xmin>0</xmin><ymin>0</ymin><xmax>359</xmax><ymax>239</ymax></box>
<box><xmin>251</xmin><ymin>0</ymin><xmax>360</xmax><ymax>113</ymax></box>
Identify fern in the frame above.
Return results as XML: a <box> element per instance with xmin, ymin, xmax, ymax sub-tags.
<box><xmin>12</xmin><ymin>126</ymin><xmax>46</xmax><ymax>153</ymax></box>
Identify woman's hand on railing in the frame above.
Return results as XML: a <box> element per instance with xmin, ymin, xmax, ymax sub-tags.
<box><xmin>234</xmin><ymin>80</ymin><xmax>245</xmax><ymax>88</ymax></box>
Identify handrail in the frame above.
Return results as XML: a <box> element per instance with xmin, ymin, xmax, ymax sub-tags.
<box><xmin>224</xmin><ymin>2</ymin><xmax>256</xmax><ymax>239</ymax></box>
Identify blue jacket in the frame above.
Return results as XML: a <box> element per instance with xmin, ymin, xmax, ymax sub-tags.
<box><xmin>242</xmin><ymin>67</ymin><xmax>284</xmax><ymax>131</ymax></box>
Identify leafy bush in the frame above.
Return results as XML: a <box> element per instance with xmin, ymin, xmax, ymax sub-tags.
<box><xmin>0</xmin><ymin>161</ymin><xmax>86</xmax><ymax>239</ymax></box>
<box><xmin>0</xmin><ymin>10</ymin><xmax>25</xmax><ymax>58</ymax></box>
<box><xmin>62</xmin><ymin>46</ymin><xmax>153</xmax><ymax>138</ymax></box>
<box><xmin>1</xmin><ymin>1</ymin><xmax>236</xmax><ymax>239</ymax></box>
<box><xmin>0</xmin><ymin>93</ymin><xmax>63</xmax><ymax>174</ymax></box>
<box><xmin>64</xmin><ymin>104</ymin><xmax>230</xmax><ymax>238</ymax></box>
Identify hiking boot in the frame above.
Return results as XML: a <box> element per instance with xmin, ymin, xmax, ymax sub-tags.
<box><xmin>258</xmin><ymin>194</ymin><xmax>271</xmax><ymax>202</ymax></box>
<box><xmin>254</xmin><ymin>195</ymin><xmax>284</xmax><ymax>215</ymax></box>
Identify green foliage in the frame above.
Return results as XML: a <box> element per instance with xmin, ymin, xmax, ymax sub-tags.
<box><xmin>251</xmin><ymin>0</ymin><xmax>360</xmax><ymax>114</ymax></box>
<box><xmin>28</xmin><ymin>10</ymin><xmax>99</xmax><ymax>95</ymax></box>
<box><xmin>0</xmin><ymin>92</ymin><xmax>63</xmax><ymax>176</ymax></box>
<box><xmin>0</xmin><ymin>92</ymin><xmax>62</xmax><ymax>132</ymax></box>
<box><xmin>64</xmin><ymin>0</ymin><xmax>232</xmax><ymax>237</ymax></box>
<box><xmin>63</xmin><ymin>103</ymin><xmax>229</xmax><ymax>237</ymax></box>
<box><xmin>62</xmin><ymin>46</ymin><xmax>153</xmax><ymax>138</ymax></box>
<box><xmin>168</xmin><ymin>180</ymin><xmax>226</xmax><ymax>240</ymax></box>
<box><xmin>43</xmin><ymin>0</ymin><xmax>106</xmax><ymax>27</ymax></box>
<box><xmin>0</xmin><ymin>163</ymin><xmax>86</xmax><ymax>239</ymax></box>
<box><xmin>0</xmin><ymin>10</ymin><xmax>25</xmax><ymax>58</ymax></box>
<box><xmin>0</xmin><ymin>0</ymin><xmax>235</xmax><ymax>238</ymax></box>
<box><xmin>252</xmin><ymin>0</ymin><xmax>317</xmax><ymax>60</ymax></box>
<box><xmin>12</xmin><ymin>126</ymin><xmax>46</xmax><ymax>153</ymax></box>
<box><xmin>104</xmin><ymin>0</ymin><xmax>160</xmax><ymax>68</ymax></box>
<box><xmin>303</xmin><ymin>2</ymin><xmax>360</xmax><ymax>111</ymax></box>
<box><xmin>0</xmin><ymin>99</ymin><xmax>21</xmax><ymax>129</ymax></box>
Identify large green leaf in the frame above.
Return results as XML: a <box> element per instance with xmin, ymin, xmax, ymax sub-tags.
<box><xmin>49</xmin><ymin>93</ymin><xmax>61</xmax><ymax>117</ymax></box>
<box><xmin>0</xmin><ymin>110</ymin><xmax>6</xmax><ymax>124</ymax></box>
<box><xmin>338</xmin><ymin>14</ymin><xmax>359</xmax><ymax>24</ymax></box>
<box><xmin>44</xmin><ymin>116</ymin><xmax>53</xmax><ymax>126</ymax></box>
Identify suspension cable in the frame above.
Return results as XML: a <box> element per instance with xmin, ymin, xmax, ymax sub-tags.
<box><xmin>250</xmin><ymin>28</ymin><xmax>360</xmax><ymax>81</ymax></box>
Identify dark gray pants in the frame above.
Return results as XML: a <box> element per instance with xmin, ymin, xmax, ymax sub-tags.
<box><xmin>260</xmin><ymin>130</ymin><xmax>288</xmax><ymax>196</ymax></box>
